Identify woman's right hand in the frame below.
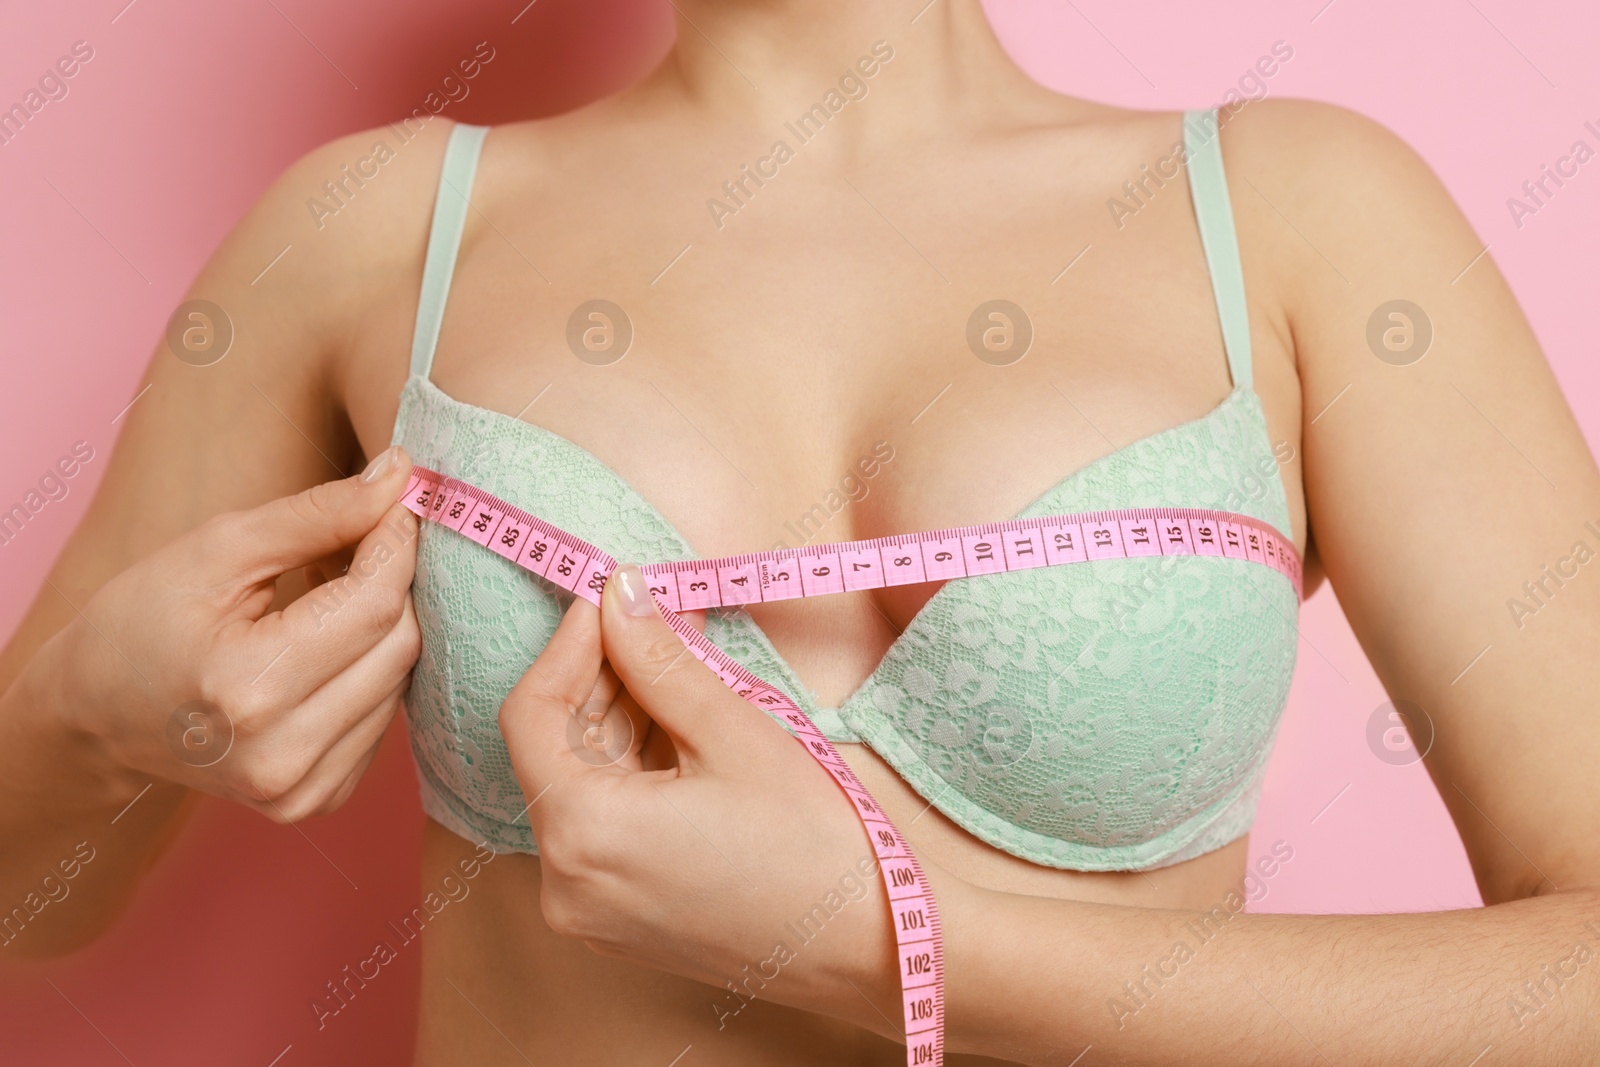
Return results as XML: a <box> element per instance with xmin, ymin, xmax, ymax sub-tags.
<box><xmin>37</xmin><ymin>445</ymin><xmax>423</xmax><ymax>824</ymax></box>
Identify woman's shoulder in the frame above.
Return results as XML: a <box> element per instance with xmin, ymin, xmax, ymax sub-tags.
<box><xmin>230</xmin><ymin>117</ymin><xmax>466</xmax><ymax>318</ymax></box>
<box><xmin>127</xmin><ymin>116</ymin><xmax>479</xmax><ymax>491</ymax></box>
<box><xmin>1214</xmin><ymin>97</ymin><xmax>1444</xmax><ymax>204</ymax></box>
<box><xmin>177</xmin><ymin>116</ymin><xmax>481</xmax><ymax>412</ymax></box>
<box><xmin>1209</xmin><ymin>96</ymin><xmax>1483</xmax><ymax>325</ymax></box>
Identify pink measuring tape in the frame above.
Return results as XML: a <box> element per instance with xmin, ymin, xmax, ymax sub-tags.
<box><xmin>400</xmin><ymin>465</ymin><xmax>1301</xmax><ymax>1066</ymax></box>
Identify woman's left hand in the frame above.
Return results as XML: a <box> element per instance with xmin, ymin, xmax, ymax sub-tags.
<box><xmin>497</xmin><ymin>563</ymin><xmax>919</xmax><ymax>1033</ymax></box>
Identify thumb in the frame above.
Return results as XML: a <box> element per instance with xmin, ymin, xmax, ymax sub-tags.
<box><xmin>600</xmin><ymin>563</ymin><xmax>774</xmax><ymax>768</ymax></box>
<box><xmin>499</xmin><ymin>598</ymin><xmax>607</xmax><ymax>797</ymax></box>
<box><xmin>219</xmin><ymin>446</ymin><xmax>415</xmax><ymax>582</ymax></box>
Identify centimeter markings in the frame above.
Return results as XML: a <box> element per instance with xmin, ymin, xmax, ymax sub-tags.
<box><xmin>403</xmin><ymin>468</ymin><xmax>1303</xmax><ymax>615</ymax></box>
<box><xmin>653</xmin><ymin>604</ymin><xmax>945</xmax><ymax>1060</ymax></box>
<box><xmin>400</xmin><ymin>468</ymin><xmax>946</xmax><ymax>1065</ymax></box>
<box><xmin>398</xmin><ymin>464</ymin><xmax>1304</xmax><ymax>1067</ymax></box>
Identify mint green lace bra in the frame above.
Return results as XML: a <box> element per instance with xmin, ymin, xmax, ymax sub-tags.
<box><xmin>390</xmin><ymin>109</ymin><xmax>1300</xmax><ymax>872</ymax></box>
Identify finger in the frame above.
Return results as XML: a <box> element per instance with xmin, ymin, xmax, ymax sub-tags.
<box><xmin>599</xmin><ymin>563</ymin><xmax>776</xmax><ymax>768</ymax></box>
<box><xmin>305</xmin><ymin>542</ymin><xmax>359</xmax><ymax>589</ymax></box>
<box><xmin>256</xmin><ymin>682</ymin><xmax>402</xmax><ymax>822</ymax></box>
<box><xmin>208</xmin><ymin>594</ymin><xmax>418</xmax><ymax>810</ymax></box>
<box><xmin>301</xmin><ymin>563</ymin><xmax>330</xmax><ymax>591</ymax></box>
<box><xmin>273</xmin><ymin>593</ymin><xmax>421</xmax><ymax>749</ymax></box>
<box><xmin>609</xmin><ymin>680</ymin><xmax>677</xmax><ymax>772</ymax></box>
<box><xmin>312</xmin><ymin>736</ymin><xmax>382</xmax><ymax>817</ymax></box>
<box><xmin>211</xmin><ymin>445</ymin><xmax>415</xmax><ymax>584</ymax></box>
<box><xmin>570</xmin><ymin>662</ymin><xmax>653</xmax><ymax>772</ymax></box>
<box><xmin>499</xmin><ymin>599</ymin><xmax>609</xmax><ymax>797</ymax></box>
<box><xmin>246</xmin><ymin>504</ymin><xmax>419</xmax><ymax>706</ymax></box>
<box><xmin>309</xmin><ymin>693</ymin><xmax>408</xmax><ymax>818</ymax></box>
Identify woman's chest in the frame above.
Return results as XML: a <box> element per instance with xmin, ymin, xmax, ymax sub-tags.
<box><xmin>374</xmin><ymin>174</ymin><xmax>1298</xmax><ymax>541</ymax></box>
<box><xmin>364</xmin><ymin>120</ymin><xmax>1307</xmax><ymax>894</ymax></box>
<box><xmin>345</xmin><ymin>125</ymin><xmax>1308</xmax><ymax>692</ymax></box>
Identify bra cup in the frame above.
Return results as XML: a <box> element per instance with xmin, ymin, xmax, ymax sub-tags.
<box><xmin>844</xmin><ymin>552</ymin><xmax>1298</xmax><ymax>866</ymax></box>
<box><xmin>833</xmin><ymin>384</ymin><xmax>1300</xmax><ymax>869</ymax></box>
<box><xmin>397</xmin><ymin>380</ymin><xmax>696</xmax><ymax>851</ymax></box>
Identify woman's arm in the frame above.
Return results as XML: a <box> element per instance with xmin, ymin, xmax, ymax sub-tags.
<box><xmin>910</xmin><ymin>101</ymin><xmax>1600</xmax><ymax>1062</ymax></box>
<box><xmin>1231</xmin><ymin>98</ymin><xmax>1600</xmax><ymax>910</ymax></box>
<box><xmin>0</xmin><ymin>122</ymin><xmax>451</xmax><ymax>956</ymax></box>
<box><xmin>922</xmin><ymin>96</ymin><xmax>1596</xmax><ymax>1066</ymax></box>
<box><xmin>936</xmin><ymin>101</ymin><xmax>1600</xmax><ymax>1062</ymax></box>
<box><xmin>940</xmin><ymin>875</ymin><xmax>1598</xmax><ymax>1065</ymax></box>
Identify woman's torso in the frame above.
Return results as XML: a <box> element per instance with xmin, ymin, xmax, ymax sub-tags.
<box><xmin>338</xmin><ymin>88</ymin><xmax>1310</xmax><ymax>1064</ymax></box>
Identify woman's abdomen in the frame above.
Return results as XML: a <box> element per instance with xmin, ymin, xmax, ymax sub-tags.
<box><xmin>413</xmin><ymin>740</ymin><xmax>1252</xmax><ymax>1067</ymax></box>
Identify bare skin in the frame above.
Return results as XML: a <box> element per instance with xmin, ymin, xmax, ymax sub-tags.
<box><xmin>2</xmin><ymin>2</ymin><xmax>1596</xmax><ymax>1064</ymax></box>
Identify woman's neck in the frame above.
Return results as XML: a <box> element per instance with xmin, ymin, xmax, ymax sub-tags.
<box><xmin>633</xmin><ymin>0</ymin><xmax>1043</xmax><ymax>158</ymax></box>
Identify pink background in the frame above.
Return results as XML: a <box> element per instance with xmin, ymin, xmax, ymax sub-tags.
<box><xmin>2</xmin><ymin>0</ymin><xmax>1595</xmax><ymax>1062</ymax></box>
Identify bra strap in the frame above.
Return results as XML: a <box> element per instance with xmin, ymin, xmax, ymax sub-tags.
<box><xmin>409</xmin><ymin>122</ymin><xmax>489</xmax><ymax>381</ymax></box>
<box><xmin>1182</xmin><ymin>108</ymin><xmax>1252</xmax><ymax>392</ymax></box>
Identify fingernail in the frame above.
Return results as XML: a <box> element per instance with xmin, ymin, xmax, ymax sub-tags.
<box><xmin>361</xmin><ymin>446</ymin><xmax>399</xmax><ymax>483</ymax></box>
<box><xmin>613</xmin><ymin>564</ymin><xmax>657</xmax><ymax>617</ymax></box>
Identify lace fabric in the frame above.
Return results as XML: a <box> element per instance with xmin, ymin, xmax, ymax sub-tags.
<box><xmin>391</xmin><ymin>375</ymin><xmax>1299</xmax><ymax>869</ymax></box>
